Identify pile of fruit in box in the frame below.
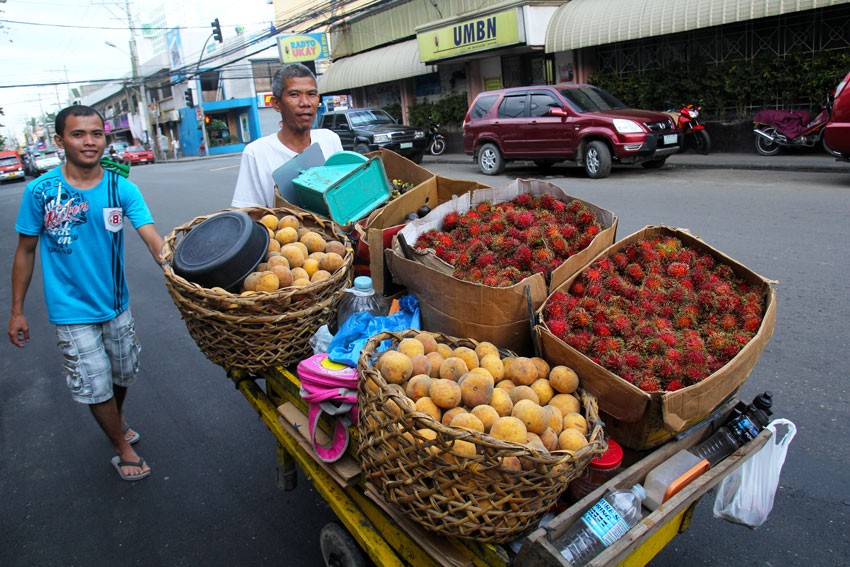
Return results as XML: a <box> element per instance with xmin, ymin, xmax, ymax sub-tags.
<box><xmin>542</xmin><ymin>236</ymin><xmax>766</xmax><ymax>392</ymax></box>
<box><xmin>237</xmin><ymin>213</ymin><xmax>347</xmax><ymax>294</ymax></box>
<box><xmin>372</xmin><ymin>333</ymin><xmax>592</xmax><ymax>458</ymax></box>
<box><xmin>390</xmin><ymin>178</ymin><xmax>415</xmax><ymax>200</ymax></box>
<box><xmin>413</xmin><ymin>193</ymin><xmax>603</xmax><ymax>287</ymax></box>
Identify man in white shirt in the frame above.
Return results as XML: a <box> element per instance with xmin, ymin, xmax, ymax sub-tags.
<box><xmin>232</xmin><ymin>63</ymin><xmax>342</xmax><ymax>208</ymax></box>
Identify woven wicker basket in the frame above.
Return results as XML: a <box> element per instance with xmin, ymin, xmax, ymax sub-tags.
<box><xmin>162</xmin><ymin>206</ymin><xmax>353</xmax><ymax>371</ymax></box>
<box><xmin>357</xmin><ymin>330</ymin><xmax>606</xmax><ymax>543</ymax></box>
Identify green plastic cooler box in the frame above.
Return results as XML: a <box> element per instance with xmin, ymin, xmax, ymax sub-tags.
<box><xmin>293</xmin><ymin>151</ymin><xmax>391</xmax><ymax>225</ymax></box>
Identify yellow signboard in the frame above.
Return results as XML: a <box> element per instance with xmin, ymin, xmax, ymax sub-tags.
<box><xmin>417</xmin><ymin>8</ymin><xmax>523</xmax><ymax>63</ymax></box>
<box><xmin>278</xmin><ymin>33</ymin><xmax>330</xmax><ymax>63</ymax></box>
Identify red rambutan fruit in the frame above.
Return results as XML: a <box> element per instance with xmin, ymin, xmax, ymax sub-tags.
<box><xmin>625</xmin><ymin>263</ymin><xmax>645</xmax><ymax>282</ymax></box>
<box><xmin>568</xmin><ymin>308</ymin><xmax>591</xmax><ymax>328</ymax></box>
<box><xmin>610</xmin><ymin>315</ymin><xmax>633</xmax><ymax>337</ymax></box>
<box><xmin>742</xmin><ymin>316</ymin><xmax>762</xmax><ymax>333</ymax></box>
<box><xmin>547</xmin><ymin>319</ymin><xmax>569</xmax><ymax>339</ymax></box>
<box><xmin>665</xmin><ymin>378</ymin><xmax>685</xmax><ymax>392</ymax></box>
<box><xmin>667</xmin><ymin>262</ymin><xmax>689</xmax><ymax>278</ymax></box>
<box><xmin>513</xmin><ymin>193</ymin><xmax>534</xmax><ymax>208</ymax></box>
<box><xmin>593</xmin><ymin>322</ymin><xmax>613</xmax><ymax>337</ymax></box>
<box><xmin>585</xmin><ymin>282</ymin><xmax>603</xmax><ymax>297</ymax></box>
<box><xmin>623</xmin><ymin>351</ymin><xmax>643</xmax><ymax>368</ymax></box>
<box><xmin>559</xmin><ymin>223</ymin><xmax>578</xmax><ymax>240</ymax></box>
<box><xmin>566</xmin><ymin>331</ymin><xmax>594</xmax><ymax>352</ymax></box>
<box><xmin>442</xmin><ymin>211</ymin><xmax>461</xmax><ymax>231</ymax></box>
<box><xmin>638</xmin><ymin>377</ymin><xmax>661</xmax><ymax>392</ymax></box>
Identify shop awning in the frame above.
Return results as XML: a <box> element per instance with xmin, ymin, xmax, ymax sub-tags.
<box><xmin>317</xmin><ymin>39</ymin><xmax>436</xmax><ymax>93</ymax></box>
<box><xmin>546</xmin><ymin>0</ymin><xmax>850</xmax><ymax>52</ymax></box>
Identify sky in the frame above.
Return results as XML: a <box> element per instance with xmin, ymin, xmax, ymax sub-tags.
<box><xmin>0</xmin><ymin>0</ymin><xmax>275</xmax><ymax>143</ymax></box>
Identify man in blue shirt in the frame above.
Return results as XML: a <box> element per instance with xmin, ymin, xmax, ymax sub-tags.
<box><xmin>8</xmin><ymin>105</ymin><xmax>164</xmax><ymax>482</ymax></box>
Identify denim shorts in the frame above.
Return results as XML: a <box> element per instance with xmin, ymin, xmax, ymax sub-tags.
<box><xmin>56</xmin><ymin>308</ymin><xmax>142</xmax><ymax>404</ymax></box>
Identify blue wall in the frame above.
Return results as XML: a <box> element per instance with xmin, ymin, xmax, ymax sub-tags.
<box><xmin>178</xmin><ymin>97</ymin><xmax>261</xmax><ymax>157</ymax></box>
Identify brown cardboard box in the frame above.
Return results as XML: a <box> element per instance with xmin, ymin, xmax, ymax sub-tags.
<box><xmin>348</xmin><ymin>150</ymin><xmax>436</xmax><ymax>285</ymax></box>
<box><xmin>367</xmin><ymin>176</ymin><xmax>491</xmax><ymax>295</ymax></box>
<box><xmin>386</xmin><ymin>179</ymin><xmax>617</xmax><ymax>354</ymax></box>
<box><xmin>535</xmin><ymin>226</ymin><xmax>777</xmax><ymax>450</ymax></box>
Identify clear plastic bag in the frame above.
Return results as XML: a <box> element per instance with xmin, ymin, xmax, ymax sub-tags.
<box><xmin>713</xmin><ymin>418</ymin><xmax>796</xmax><ymax>528</ymax></box>
<box><xmin>308</xmin><ymin>325</ymin><xmax>334</xmax><ymax>355</ymax></box>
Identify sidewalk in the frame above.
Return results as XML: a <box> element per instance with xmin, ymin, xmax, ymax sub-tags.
<box><xmin>422</xmin><ymin>150</ymin><xmax>850</xmax><ymax>173</ymax></box>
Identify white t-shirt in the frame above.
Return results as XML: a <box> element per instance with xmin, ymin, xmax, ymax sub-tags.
<box><xmin>231</xmin><ymin>129</ymin><xmax>343</xmax><ymax>208</ymax></box>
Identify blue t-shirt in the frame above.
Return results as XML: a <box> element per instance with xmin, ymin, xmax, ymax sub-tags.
<box><xmin>15</xmin><ymin>167</ymin><xmax>155</xmax><ymax>325</ymax></box>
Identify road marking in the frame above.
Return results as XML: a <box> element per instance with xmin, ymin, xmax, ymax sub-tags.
<box><xmin>210</xmin><ymin>164</ymin><xmax>240</xmax><ymax>171</ymax></box>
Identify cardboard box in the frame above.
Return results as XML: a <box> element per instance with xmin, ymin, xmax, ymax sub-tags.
<box><xmin>535</xmin><ymin>226</ymin><xmax>777</xmax><ymax>450</ymax></box>
<box><xmin>347</xmin><ymin>150</ymin><xmax>436</xmax><ymax>285</ymax></box>
<box><xmin>386</xmin><ymin>179</ymin><xmax>617</xmax><ymax>354</ymax></box>
<box><xmin>365</xmin><ymin>148</ymin><xmax>435</xmax><ymax>188</ymax></box>
<box><xmin>366</xmin><ymin>176</ymin><xmax>491</xmax><ymax>295</ymax></box>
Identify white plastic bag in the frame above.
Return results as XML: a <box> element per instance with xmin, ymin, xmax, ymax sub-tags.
<box><xmin>713</xmin><ymin>418</ymin><xmax>796</xmax><ymax>528</ymax></box>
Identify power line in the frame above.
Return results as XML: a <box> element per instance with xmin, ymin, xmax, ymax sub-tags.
<box><xmin>0</xmin><ymin>18</ymin><xmax>267</xmax><ymax>31</ymax></box>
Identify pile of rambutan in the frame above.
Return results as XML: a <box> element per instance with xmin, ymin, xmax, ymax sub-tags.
<box><xmin>542</xmin><ymin>236</ymin><xmax>766</xmax><ymax>392</ymax></box>
<box><xmin>413</xmin><ymin>193</ymin><xmax>603</xmax><ymax>287</ymax></box>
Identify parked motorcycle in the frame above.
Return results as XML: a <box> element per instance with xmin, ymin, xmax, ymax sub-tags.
<box><xmin>428</xmin><ymin>121</ymin><xmax>446</xmax><ymax>156</ymax></box>
<box><xmin>753</xmin><ymin>97</ymin><xmax>833</xmax><ymax>156</ymax></box>
<box><xmin>665</xmin><ymin>103</ymin><xmax>711</xmax><ymax>154</ymax></box>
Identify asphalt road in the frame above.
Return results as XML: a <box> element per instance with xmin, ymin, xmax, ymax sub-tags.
<box><xmin>1</xmin><ymin>156</ymin><xmax>848</xmax><ymax>566</ymax></box>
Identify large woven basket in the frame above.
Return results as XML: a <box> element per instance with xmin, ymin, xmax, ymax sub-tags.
<box><xmin>357</xmin><ymin>330</ymin><xmax>606</xmax><ymax>543</ymax></box>
<box><xmin>162</xmin><ymin>206</ymin><xmax>353</xmax><ymax>371</ymax></box>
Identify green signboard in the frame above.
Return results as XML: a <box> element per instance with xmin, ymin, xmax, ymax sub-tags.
<box><xmin>417</xmin><ymin>8</ymin><xmax>523</xmax><ymax>63</ymax></box>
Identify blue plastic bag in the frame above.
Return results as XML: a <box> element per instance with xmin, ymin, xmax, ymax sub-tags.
<box><xmin>327</xmin><ymin>294</ymin><xmax>420</xmax><ymax>367</ymax></box>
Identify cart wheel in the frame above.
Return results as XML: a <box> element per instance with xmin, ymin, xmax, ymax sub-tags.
<box><xmin>320</xmin><ymin>523</ymin><xmax>367</xmax><ymax>567</ymax></box>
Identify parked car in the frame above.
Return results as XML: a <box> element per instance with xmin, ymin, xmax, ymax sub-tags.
<box><xmin>463</xmin><ymin>84</ymin><xmax>682</xmax><ymax>178</ymax></box>
<box><xmin>319</xmin><ymin>108</ymin><xmax>429</xmax><ymax>164</ymax></box>
<box><xmin>0</xmin><ymin>151</ymin><xmax>26</xmax><ymax>183</ymax></box>
<box><xmin>824</xmin><ymin>70</ymin><xmax>850</xmax><ymax>161</ymax></box>
<box><xmin>124</xmin><ymin>145</ymin><xmax>156</xmax><ymax>165</ymax></box>
<box><xmin>24</xmin><ymin>147</ymin><xmax>63</xmax><ymax>177</ymax></box>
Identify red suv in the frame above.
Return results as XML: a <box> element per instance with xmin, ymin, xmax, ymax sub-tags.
<box><xmin>824</xmin><ymin>70</ymin><xmax>850</xmax><ymax>162</ymax></box>
<box><xmin>463</xmin><ymin>84</ymin><xmax>682</xmax><ymax>178</ymax></box>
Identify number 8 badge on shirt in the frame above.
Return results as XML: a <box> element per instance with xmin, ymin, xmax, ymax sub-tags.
<box><xmin>103</xmin><ymin>207</ymin><xmax>124</xmax><ymax>232</ymax></box>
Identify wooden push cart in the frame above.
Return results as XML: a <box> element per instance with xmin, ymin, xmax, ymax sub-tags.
<box><xmin>229</xmin><ymin>366</ymin><xmax>770</xmax><ymax>567</ymax></box>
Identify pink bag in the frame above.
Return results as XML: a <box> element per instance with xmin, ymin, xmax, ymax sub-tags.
<box><xmin>297</xmin><ymin>354</ymin><xmax>359</xmax><ymax>463</ymax></box>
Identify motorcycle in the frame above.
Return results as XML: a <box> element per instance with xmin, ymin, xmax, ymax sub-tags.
<box><xmin>427</xmin><ymin>121</ymin><xmax>446</xmax><ymax>156</ymax></box>
<box><xmin>665</xmin><ymin>103</ymin><xmax>711</xmax><ymax>154</ymax></box>
<box><xmin>753</xmin><ymin>96</ymin><xmax>833</xmax><ymax>156</ymax></box>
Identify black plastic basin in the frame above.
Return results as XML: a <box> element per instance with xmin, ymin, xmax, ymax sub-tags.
<box><xmin>172</xmin><ymin>211</ymin><xmax>269</xmax><ymax>290</ymax></box>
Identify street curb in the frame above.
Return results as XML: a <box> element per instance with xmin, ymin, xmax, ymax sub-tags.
<box><xmin>170</xmin><ymin>151</ymin><xmax>850</xmax><ymax>174</ymax></box>
<box><xmin>421</xmin><ymin>153</ymin><xmax>850</xmax><ymax>174</ymax></box>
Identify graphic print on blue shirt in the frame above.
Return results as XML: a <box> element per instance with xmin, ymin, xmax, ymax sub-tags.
<box><xmin>39</xmin><ymin>177</ymin><xmax>91</xmax><ymax>254</ymax></box>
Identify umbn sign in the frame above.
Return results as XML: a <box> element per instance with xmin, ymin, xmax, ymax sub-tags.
<box><xmin>417</xmin><ymin>8</ymin><xmax>524</xmax><ymax>63</ymax></box>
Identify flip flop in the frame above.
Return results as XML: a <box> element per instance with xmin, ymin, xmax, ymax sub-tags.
<box><xmin>122</xmin><ymin>425</ymin><xmax>140</xmax><ymax>445</ymax></box>
<box><xmin>111</xmin><ymin>456</ymin><xmax>150</xmax><ymax>481</ymax></box>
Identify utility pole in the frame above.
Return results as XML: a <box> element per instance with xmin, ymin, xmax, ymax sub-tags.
<box><xmin>123</xmin><ymin>0</ymin><xmax>158</xmax><ymax>155</ymax></box>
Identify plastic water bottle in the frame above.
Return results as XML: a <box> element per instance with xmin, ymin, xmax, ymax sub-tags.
<box><xmin>688</xmin><ymin>391</ymin><xmax>773</xmax><ymax>467</ymax></box>
<box><xmin>556</xmin><ymin>484</ymin><xmax>647</xmax><ymax>566</ymax></box>
<box><xmin>334</xmin><ymin>276</ymin><xmax>388</xmax><ymax>333</ymax></box>
<box><xmin>643</xmin><ymin>392</ymin><xmax>774</xmax><ymax>510</ymax></box>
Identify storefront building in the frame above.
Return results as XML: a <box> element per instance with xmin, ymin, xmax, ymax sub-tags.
<box><xmin>318</xmin><ymin>0</ymin><xmax>562</xmax><ymax>124</ymax></box>
<box><xmin>545</xmin><ymin>0</ymin><xmax>850</xmax><ymax>93</ymax></box>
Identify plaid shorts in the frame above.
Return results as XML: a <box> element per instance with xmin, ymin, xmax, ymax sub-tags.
<box><xmin>56</xmin><ymin>308</ymin><xmax>142</xmax><ymax>404</ymax></box>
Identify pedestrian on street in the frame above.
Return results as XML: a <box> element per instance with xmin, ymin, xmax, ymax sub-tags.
<box><xmin>171</xmin><ymin>138</ymin><xmax>180</xmax><ymax>159</ymax></box>
<box><xmin>231</xmin><ymin>63</ymin><xmax>342</xmax><ymax>208</ymax></box>
<box><xmin>7</xmin><ymin>105</ymin><xmax>165</xmax><ymax>482</ymax></box>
